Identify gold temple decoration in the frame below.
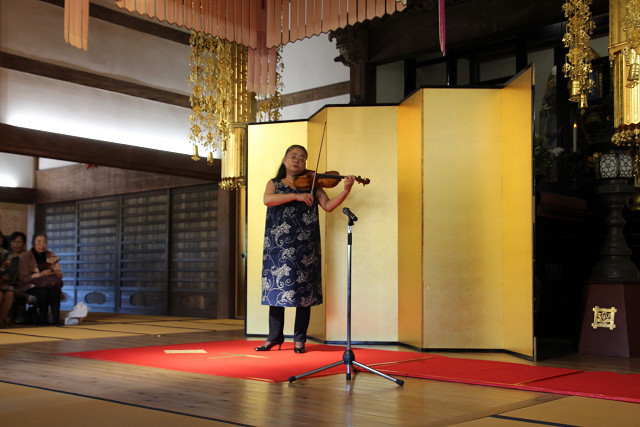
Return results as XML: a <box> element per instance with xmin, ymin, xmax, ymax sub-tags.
<box><xmin>610</xmin><ymin>0</ymin><xmax>640</xmax><ymax>197</ymax></box>
<box><xmin>562</xmin><ymin>0</ymin><xmax>595</xmax><ymax>109</ymax></box>
<box><xmin>219</xmin><ymin>46</ymin><xmax>283</xmax><ymax>189</ymax></box>
<box><xmin>220</xmin><ymin>44</ymin><xmax>252</xmax><ymax>190</ymax></box>
<box><xmin>189</xmin><ymin>31</ymin><xmax>265</xmax><ymax>190</ymax></box>
<box><xmin>623</xmin><ymin>0</ymin><xmax>640</xmax><ymax>89</ymax></box>
<box><xmin>591</xmin><ymin>306</ymin><xmax>617</xmax><ymax>330</ymax></box>
<box><xmin>220</xmin><ymin>124</ymin><xmax>247</xmax><ymax>190</ymax></box>
<box><xmin>188</xmin><ymin>31</ymin><xmax>231</xmax><ymax>160</ymax></box>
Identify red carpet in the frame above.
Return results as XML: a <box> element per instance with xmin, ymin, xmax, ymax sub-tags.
<box><xmin>376</xmin><ymin>357</ymin><xmax>640</xmax><ymax>404</ymax></box>
<box><xmin>61</xmin><ymin>340</ymin><xmax>431</xmax><ymax>383</ymax></box>
<box><xmin>376</xmin><ymin>357</ymin><xmax>580</xmax><ymax>386</ymax></box>
<box><xmin>524</xmin><ymin>371</ymin><xmax>640</xmax><ymax>402</ymax></box>
<box><xmin>61</xmin><ymin>341</ymin><xmax>640</xmax><ymax>403</ymax></box>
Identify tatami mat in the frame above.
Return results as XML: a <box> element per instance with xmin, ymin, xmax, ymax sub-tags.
<box><xmin>73</xmin><ymin>323</ymin><xmax>211</xmax><ymax>335</ymax></box>
<box><xmin>138</xmin><ymin>321</ymin><xmax>243</xmax><ymax>330</ymax></box>
<box><xmin>0</xmin><ymin>382</ymin><xmax>230</xmax><ymax>426</ymax></box>
<box><xmin>458</xmin><ymin>396</ymin><xmax>640</xmax><ymax>426</ymax></box>
<box><xmin>80</xmin><ymin>314</ymin><xmax>200</xmax><ymax>323</ymax></box>
<box><xmin>0</xmin><ymin>332</ymin><xmax>64</xmax><ymax>345</ymax></box>
<box><xmin>188</xmin><ymin>319</ymin><xmax>244</xmax><ymax>325</ymax></box>
<box><xmin>0</xmin><ymin>327</ymin><xmax>141</xmax><ymax>342</ymax></box>
<box><xmin>0</xmin><ymin>314</ymin><xmax>243</xmax><ymax>345</ymax></box>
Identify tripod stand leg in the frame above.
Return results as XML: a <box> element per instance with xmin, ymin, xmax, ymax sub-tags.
<box><xmin>352</xmin><ymin>361</ymin><xmax>404</xmax><ymax>386</ymax></box>
<box><xmin>288</xmin><ymin>360</ymin><xmax>344</xmax><ymax>383</ymax></box>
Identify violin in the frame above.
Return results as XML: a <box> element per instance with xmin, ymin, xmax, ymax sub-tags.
<box><xmin>294</xmin><ymin>169</ymin><xmax>371</xmax><ymax>191</ymax></box>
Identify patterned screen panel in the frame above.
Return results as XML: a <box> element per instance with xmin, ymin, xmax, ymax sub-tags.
<box><xmin>38</xmin><ymin>184</ymin><xmax>222</xmax><ymax>317</ymax></box>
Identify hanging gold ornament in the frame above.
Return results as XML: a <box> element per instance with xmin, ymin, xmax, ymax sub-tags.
<box><xmin>188</xmin><ymin>31</ymin><xmax>233</xmax><ymax>161</ymax></box>
<box><xmin>562</xmin><ymin>0</ymin><xmax>595</xmax><ymax>108</ymax></box>
<box><xmin>623</xmin><ymin>0</ymin><xmax>640</xmax><ymax>88</ymax></box>
<box><xmin>610</xmin><ymin>0</ymin><xmax>640</xmax><ymax>209</ymax></box>
<box><xmin>611</xmin><ymin>0</ymin><xmax>640</xmax><ymax>148</ymax></box>
<box><xmin>191</xmin><ymin>145</ymin><xmax>201</xmax><ymax>162</ymax></box>
<box><xmin>188</xmin><ymin>31</ymin><xmax>283</xmax><ymax>190</ymax></box>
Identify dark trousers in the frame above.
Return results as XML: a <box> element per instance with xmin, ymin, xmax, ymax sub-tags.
<box><xmin>27</xmin><ymin>287</ymin><xmax>61</xmax><ymax>325</ymax></box>
<box><xmin>267</xmin><ymin>306</ymin><xmax>311</xmax><ymax>343</ymax></box>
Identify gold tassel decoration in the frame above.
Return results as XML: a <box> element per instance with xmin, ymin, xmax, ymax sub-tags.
<box><xmin>189</xmin><ymin>31</ymin><xmax>220</xmax><ymax>156</ymax></box>
<box><xmin>611</xmin><ymin>0</ymin><xmax>640</xmax><ymax>147</ymax></box>
<box><xmin>562</xmin><ymin>0</ymin><xmax>595</xmax><ymax>109</ymax></box>
<box><xmin>611</xmin><ymin>0</ymin><xmax>640</xmax><ymax>208</ymax></box>
<box><xmin>188</xmin><ymin>32</ymin><xmax>257</xmax><ymax>190</ymax></box>
<box><xmin>188</xmin><ymin>32</ymin><xmax>236</xmax><ymax>159</ymax></box>
<box><xmin>623</xmin><ymin>0</ymin><xmax>640</xmax><ymax>88</ymax></box>
<box><xmin>191</xmin><ymin>145</ymin><xmax>201</xmax><ymax>162</ymax></box>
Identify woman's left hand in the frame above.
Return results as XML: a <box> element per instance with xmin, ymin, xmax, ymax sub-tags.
<box><xmin>343</xmin><ymin>175</ymin><xmax>356</xmax><ymax>192</ymax></box>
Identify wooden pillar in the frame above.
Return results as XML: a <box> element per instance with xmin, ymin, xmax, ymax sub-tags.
<box><xmin>350</xmin><ymin>62</ymin><xmax>376</xmax><ymax>105</ymax></box>
<box><xmin>329</xmin><ymin>22</ymin><xmax>376</xmax><ymax>105</ymax></box>
<box><xmin>404</xmin><ymin>58</ymin><xmax>417</xmax><ymax>96</ymax></box>
<box><xmin>217</xmin><ymin>187</ymin><xmax>238</xmax><ymax>318</ymax></box>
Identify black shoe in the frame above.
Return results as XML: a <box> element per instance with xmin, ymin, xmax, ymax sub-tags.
<box><xmin>293</xmin><ymin>343</ymin><xmax>305</xmax><ymax>354</ymax></box>
<box><xmin>254</xmin><ymin>341</ymin><xmax>283</xmax><ymax>351</ymax></box>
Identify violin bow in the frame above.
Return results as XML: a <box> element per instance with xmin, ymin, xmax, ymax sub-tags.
<box><xmin>309</xmin><ymin>120</ymin><xmax>327</xmax><ymax>196</ymax></box>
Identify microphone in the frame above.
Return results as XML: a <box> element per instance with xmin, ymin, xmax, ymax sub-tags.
<box><xmin>342</xmin><ymin>207</ymin><xmax>358</xmax><ymax>222</ymax></box>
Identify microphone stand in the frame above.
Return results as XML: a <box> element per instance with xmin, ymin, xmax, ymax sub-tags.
<box><xmin>288</xmin><ymin>208</ymin><xmax>404</xmax><ymax>386</ymax></box>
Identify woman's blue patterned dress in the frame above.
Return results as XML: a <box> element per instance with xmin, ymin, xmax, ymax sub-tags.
<box><xmin>261</xmin><ymin>179</ymin><xmax>322</xmax><ymax>307</ymax></box>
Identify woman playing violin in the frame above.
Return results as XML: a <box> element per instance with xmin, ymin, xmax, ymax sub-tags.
<box><xmin>256</xmin><ymin>144</ymin><xmax>355</xmax><ymax>354</ymax></box>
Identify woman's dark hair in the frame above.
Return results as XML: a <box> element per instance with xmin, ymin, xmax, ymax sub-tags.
<box><xmin>275</xmin><ymin>145</ymin><xmax>308</xmax><ymax>179</ymax></box>
<box><xmin>9</xmin><ymin>231</ymin><xmax>26</xmax><ymax>244</ymax></box>
<box><xmin>31</xmin><ymin>233</ymin><xmax>47</xmax><ymax>246</ymax></box>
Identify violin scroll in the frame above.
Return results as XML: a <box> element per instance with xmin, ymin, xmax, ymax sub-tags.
<box><xmin>355</xmin><ymin>176</ymin><xmax>370</xmax><ymax>186</ymax></box>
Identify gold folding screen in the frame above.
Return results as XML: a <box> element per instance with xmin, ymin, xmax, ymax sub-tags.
<box><xmin>501</xmin><ymin>69</ymin><xmax>535</xmax><ymax>357</ymax></box>
<box><xmin>247</xmin><ymin>72</ymin><xmax>534</xmax><ymax>356</ymax></box>
<box><xmin>397</xmin><ymin>70</ymin><xmax>533</xmax><ymax>356</ymax></box>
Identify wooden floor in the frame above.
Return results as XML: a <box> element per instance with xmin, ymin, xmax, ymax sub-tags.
<box><xmin>0</xmin><ymin>313</ymin><xmax>639</xmax><ymax>426</ymax></box>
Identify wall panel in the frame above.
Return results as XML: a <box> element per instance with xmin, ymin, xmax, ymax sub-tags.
<box><xmin>38</xmin><ymin>184</ymin><xmax>226</xmax><ymax>317</ymax></box>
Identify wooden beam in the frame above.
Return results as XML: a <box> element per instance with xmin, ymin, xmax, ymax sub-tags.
<box><xmin>280</xmin><ymin>81</ymin><xmax>350</xmax><ymax>106</ymax></box>
<box><xmin>0</xmin><ymin>52</ymin><xmax>190</xmax><ymax>108</ymax></box>
<box><xmin>0</xmin><ymin>123</ymin><xmax>220</xmax><ymax>181</ymax></box>
<box><xmin>35</xmin><ymin>164</ymin><xmax>213</xmax><ymax>204</ymax></box>
<box><xmin>254</xmin><ymin>81</ymin><xmax>350</xmax><ymax>110</ymax></box>
<box><xmin>0</xmin><ymin>186</ymin><xmax>38</xmax><ymax>204</ymax></box>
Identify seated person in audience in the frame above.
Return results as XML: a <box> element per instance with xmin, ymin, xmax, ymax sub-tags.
<box><xmin>19</xmin><ymin>234</ymin><xmax>64</xmax><ymax>326</ymax></box>
<box><xmin>0</xmin><ymin>245</ymin><xmax>18</xmax><ymax>327</ymax></box>
<box><xmin>9</xmin><ymin>232</ymin><xmax>29</xmax><ymax>324</ymax></box>
<box><xmin>9</xmin><ymin>232</ymin><xmax>27</xmax><ymax>257</ymax></box>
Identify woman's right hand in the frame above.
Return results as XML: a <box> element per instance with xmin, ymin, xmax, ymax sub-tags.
<box><xmin>297</xmin><ymin>193</ymin><xmax>314</xmax><ymax>206</ymax></box>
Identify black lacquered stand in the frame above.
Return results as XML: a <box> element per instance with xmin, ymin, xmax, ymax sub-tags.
<box><xmin>288</xmin><ymin>208</ymin><xmax>404</xmax><ymax>386</ymax></box>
